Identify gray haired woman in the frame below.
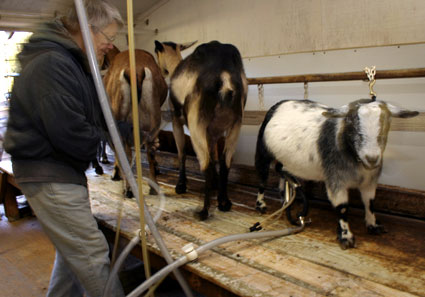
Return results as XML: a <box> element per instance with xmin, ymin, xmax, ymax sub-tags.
<box><xmin>4</xmin><ymin>1</ymin><xmax>125</xmax><ymax>296</ymax></box>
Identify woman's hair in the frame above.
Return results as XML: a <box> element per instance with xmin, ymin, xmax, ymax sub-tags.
<box><xmin>64</xmin><ymin>0</ymin><xmax>124</xmax><ymax>33</ymax></box>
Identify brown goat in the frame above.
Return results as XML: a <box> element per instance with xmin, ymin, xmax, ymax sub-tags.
<box><xmin>91</xmin><ymin>45</ymin><xmax>121</xmax><ymax>175</ymax></box>
<box><xmin>103</xmin><ymin>49</ymin><xmax>167</xmax><ymax>196</ymax></box>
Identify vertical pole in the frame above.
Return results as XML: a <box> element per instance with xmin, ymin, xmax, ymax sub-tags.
<box><xmin>126</xmin><ymin>0</ymin><xmax>151</xmax><ymax>284</ymax></box>
<box><xmin>74</xmin><ymin>1</ymin><xmax>194</xmax><ymax>295</ymax></box>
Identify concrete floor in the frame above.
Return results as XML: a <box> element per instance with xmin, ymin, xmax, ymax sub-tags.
<box><xmin>0</xmin><ymin>204</ymin><xmax>202</xmax><ymax>297</ymax></box>
<box><xmin>0</xmin><ymin>206</ymin><xmax>53</xmax><ymax>297</ymax></box>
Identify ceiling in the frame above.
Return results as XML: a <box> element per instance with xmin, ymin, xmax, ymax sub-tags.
<box><xmin>0</xmin><ymin>0</ymin><xmax>167</xmax><ymax>30</ymax></box>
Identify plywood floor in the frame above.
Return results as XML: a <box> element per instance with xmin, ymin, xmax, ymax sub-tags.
<box><xmin>87</xmin><ymin>163</ymin><xmax>425</xmax><ymax>297</ymax></box>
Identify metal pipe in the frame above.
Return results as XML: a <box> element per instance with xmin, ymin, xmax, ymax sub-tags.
<box><xmin>73</xmin><ymin>1</ymin><xmax>193</xmax><ymax>296</ymax></box>
<box><xmin>125</xmin><ymin>0</ymin><xmax>151</xmax><ymax>287</ymax></box>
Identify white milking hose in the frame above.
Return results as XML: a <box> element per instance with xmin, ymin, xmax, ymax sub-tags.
<box><xmin>128</xmin><ymin>219</ymin><xmax>306</xmax><ymax>297</ymax></box>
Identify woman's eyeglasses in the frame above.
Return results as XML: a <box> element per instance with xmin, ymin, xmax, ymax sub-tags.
<box><xmin>92</xmin><ymin>26</ymin><xmax>115</xmax><ymax>43</ymax></box>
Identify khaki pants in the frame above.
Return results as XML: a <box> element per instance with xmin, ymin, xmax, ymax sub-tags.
<box><xmin>18</xmin><ymin>182</ymin><xmax>124</xmax><ymax>297</ymax></box>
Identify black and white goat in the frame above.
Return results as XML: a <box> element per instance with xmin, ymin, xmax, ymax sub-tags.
<box><xmin>155</xmin><ymin>40</ymin><xmax>248</xmax><ymax>220</ymax></box>
<box><xmin>255</xmin><ymin>99</ymin><xmax>418</xmax><ymax>249</ymax></box>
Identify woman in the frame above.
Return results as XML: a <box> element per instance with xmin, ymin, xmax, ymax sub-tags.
<box><xmin>4</xmin><ymin>1</ymin><xmax>125</xmax><ymax>296</ymax></box>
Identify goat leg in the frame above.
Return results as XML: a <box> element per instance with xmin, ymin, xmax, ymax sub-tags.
<box><xmin>217</xmin><ymin>154</ymin><xmax>232</xmax><ymax>212</ymax></box>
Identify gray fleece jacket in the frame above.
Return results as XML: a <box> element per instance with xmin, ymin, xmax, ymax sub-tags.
<box><xmin>4</xmin><ymin>18</ymin><xmax>105</xmax><ymax>186</ymax></box>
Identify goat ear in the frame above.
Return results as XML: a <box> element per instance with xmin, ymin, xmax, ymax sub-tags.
<box><xmin>180</xmin><ymin>40</ymin><xmax>197</xmax><ymax>51</ymax></box>
<box><xmin>322</xmin><ymin>110</ymin><xmax>347</xmax><ymax>118</ymax></box>
<box><xmin>154</xmin><ymin>40</ymin><xmax>164</xmax><ymax>53</ymax></box>
<box><xmin>322</xmin><ymin>105</ymin><xmax>349</xmax><ymax>118</ymax></box>
<box><xmin>386</xmin><ymin>103</ymin><xmax>419</xmax><ymax>118</ymax></box>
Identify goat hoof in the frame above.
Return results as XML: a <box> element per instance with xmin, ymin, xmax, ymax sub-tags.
<box><xmin>367</xmin><ymin>224</ymin><xmax>387</xmax><ymax>235</ymax></box>
<box><xmin>198</xmin><ymin>209</ymin><xmax>209</xmax><ymax>221</ymax></box>
<box><xmin>111</xmin><ymin>174</ymin><xmax>122</xmax><ymax>181</ymax></box>
<box><xmin>175</xmin><ymin>183</ymin><xmax>186</xmax><ymax>194</ymax></box>
<box><xmin>255</xmin><ymin>201</ymin><xmax>267</xmax><ymax>214</ymax></box>
<box><xmin>125</xmin><ymin>190</ymin><xmax>134</xmax><ymax>198</ymax></box>
<box><xmin>95</xmin><ymin>167</ymin><xmax>104</xmax><ymax>175</ymax></box>
<box><xmin>338</xmin><ymin>237</ymin><xmax>356</xmax><ymax>250</ymax></box>
<box><xmin>100</xmin><ymin>159</ymin><xmax>110</xmax><ymax>164</ymax></box>
<box><xmin>218</xmin><ymin>200</ymin><xmax>232</xmax><ymax>212</ymax></box>
<box><xmin>154</xmin><ymin>167</ymin><xmax>161</xmax><ymax>176</ymax></box>
<box><xmin>149</xmin><ymin>187</ymin><xmax>158</xmax><ymax>195</ymax></box>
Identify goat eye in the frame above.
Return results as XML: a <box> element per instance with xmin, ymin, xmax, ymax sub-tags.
<box><xmin>163</xmin><ymin>69</ymin><xmax>169</xmax><ymax>75</ymax></box>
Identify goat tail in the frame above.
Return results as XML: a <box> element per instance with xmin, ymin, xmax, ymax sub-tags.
<box><xmin>219</xmin><ymin>71</ymin><xmax>235</xmax><ymax>107</ymax></box>
<box><xmin>141</xmin><ymin>67</ymin><xmax>153</xmax><ymax>100</ymax></box>
<box><xmin>123</xmin><ymin>66</ymin><xmax>150</xmax><ymax>103</ymax></box>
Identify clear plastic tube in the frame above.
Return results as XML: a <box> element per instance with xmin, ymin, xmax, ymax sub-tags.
<box><xmin>103</xmin><ymin>231</ymin><xmax>141</xmax><ymax>296</ymax></box>
<box><xmin>103</xmin><ymin>176</ymin><xmax>164</xmax><ymax>297</ymax></box>
<box><xmin>73</xmin><ymin>1</ymin><xmax>193</xmax><ymax>296</ymax></box>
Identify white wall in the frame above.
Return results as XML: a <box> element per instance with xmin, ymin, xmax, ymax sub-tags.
<box><xmin>239</xmin><ymin>44</ymin><xmax>425</xmax><ymax>192</ymax></box>
<box><xmin>129</xmin><ymin>0</ymin><xmax>425</xmax><ymax>191</ymax></box>
<box><xmin>135</xmin><ymin>0</ymin><xmax>425</xmax><ymax>57</ymax></box>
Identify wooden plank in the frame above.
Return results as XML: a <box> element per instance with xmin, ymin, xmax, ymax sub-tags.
<box><xmin>242</xmin><ymin>110</ymin><xmax>266</xmax><ymax>126</ymax></box>
<box><xmin>3</xmin><ymin>183</ymin><xmax>20</xmax><ymax>221</ymax></box>
<box><xmin>242</xmin><ymin>111</ymin><xmax>425</xmax><ymax>132</ymax></box>
<box><xmin>156</xmin><ymin>231</ymin><xmax>321</xmax><ymax>297</ymax></box>
<box><xmin>247</xmin><ymin>68</ymin><xmax>425</xmax><ymax>85</ymax></box>
<box><xmin>87</xmin><ymin>166</ymin><xmax>425</xmax><ymax>297</ymax></box>
<box><xmin>0</xmin><ymin>160</ymin><xmax>22</xmax><ymax>221</ymax></box>
<box><xmin>0</xmin><ymin>172</ymin><xmax>20</xmax><ymax>222</ymax></box>
<box><xmin>145</xmin><ymin>192</ymin><xmax>424</xmax><ymax>297</ymax></box>
<box><xmin>98</xmin><ymin>223</ymin><xmax>241</xmax><ymax>297</ymax></box>
<box><xmin>89</xmin><ymin>177</ymin><xmax>320</xmax><ymax>297</ymax></box>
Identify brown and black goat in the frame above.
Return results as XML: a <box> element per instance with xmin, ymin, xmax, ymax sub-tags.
<box><xmin>155</xmin><ymin>40</ymin><xmax>248</xmax><ymax>220</ymax></box>
<box><xmin>103</xmin><ymin>49</ymin><xmax>168</xmax><ymax>196</ymax></box>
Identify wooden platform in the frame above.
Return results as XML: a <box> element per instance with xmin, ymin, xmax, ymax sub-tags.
<box><xmin>88</xmin><ymin>161</ymin><xmax>425</xmax><ymax>297</ymax></box>
<box><xmin>0</xmin><ymin>160</ymin><xmax>25</xmax><ymax>222</ymax></box>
